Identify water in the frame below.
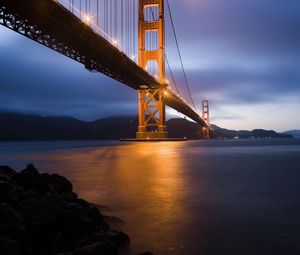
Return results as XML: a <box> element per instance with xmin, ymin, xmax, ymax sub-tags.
<box><xmin>1</xmin><ymin>139</ymin><xmax>300</xmax><ymax>255</ymax></box>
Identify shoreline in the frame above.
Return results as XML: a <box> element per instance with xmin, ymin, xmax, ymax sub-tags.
<box><xmin>0</xmin><ymin>164</ymin><xmax>151</xmax><ymax>255</ymax></box>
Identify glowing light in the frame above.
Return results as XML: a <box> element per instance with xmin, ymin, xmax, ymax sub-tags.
<box><xmin>112</xmin><ymin>39</ymin><xmax>118</xmax><ymax>46</ymax></box>
<box><xmin>164</xmin><ymin>91</ymin><xmax>168</xmax><ymax>96</ymax></box>
<box><xmin>131</xmin><ymin>55</ymin><xmax>136</xmax><ymax>60</ymax></box>
<box><xmin>83</xmin><ymin>14</ymin><xmax>92</xmax><ymax>25</ymax></box>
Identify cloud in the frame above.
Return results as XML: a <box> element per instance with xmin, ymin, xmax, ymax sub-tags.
<box><xmin>0</xmin><ymin>0</ymin><xmax>300</xmax><ymax>130</ymax></box>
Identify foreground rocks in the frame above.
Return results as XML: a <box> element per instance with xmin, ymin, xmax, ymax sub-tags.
<box><xmin>0</xmin><ymin>164</ymin><xmax>130</xmax><ymax>255</ymax></box>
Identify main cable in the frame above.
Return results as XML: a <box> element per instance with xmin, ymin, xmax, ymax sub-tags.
<box><xmin>165</xmin><ymin>54</ymin><xmax>180</xmax><ymax>95</ymax></box>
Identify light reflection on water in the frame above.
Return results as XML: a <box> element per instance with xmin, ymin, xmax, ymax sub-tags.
<box><xmin>1</xmin><ymin>139</ymin><xmax>300</xmax><ymax>254</ymax></box>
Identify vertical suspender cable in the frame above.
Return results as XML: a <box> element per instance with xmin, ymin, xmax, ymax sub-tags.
<box><xmin>80</xmin><ymin>0</ymin><xmax>81</xmax><ymax>18</ymax></box>
<box><xmin>121</xmin><ymin>0</ymin><xmax>124</xmax><ymax>49</ymax></box>
<box><xmin>97</xmin><ymin>0</ymin><xmax>99</xmax><ymax>27</ymax></box>
<box><xmin>133</xmin><ymin>0</ymin><xmax>136</xmax><ymax>58</ymax></box>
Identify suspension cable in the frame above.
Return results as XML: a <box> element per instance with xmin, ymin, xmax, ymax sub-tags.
<box><xmin>165</xmin><ymin>54</ymin><xmax>180</xmax><ymax>95</ymax></box>
<box><xmin>148</xmin><ymin>6</ymin><xmax>180</xmax><ymax>95</ymax></box>
<box><xmin>166</xmin><ymin>0</ymin><xmax>196</xmax><ymax>110</ymax></box>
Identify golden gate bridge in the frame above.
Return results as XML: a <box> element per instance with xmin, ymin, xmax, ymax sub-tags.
<box><xmin>0</xmin><ymin>0</ymin><xmax>210</xmax><ymax>139</ymax></box>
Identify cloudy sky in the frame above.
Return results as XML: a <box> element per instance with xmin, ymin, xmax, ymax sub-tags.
<box><xmin>0</xmin><ymin>0</ymin><xmax>299</xmax><ymax>131</ymax></box>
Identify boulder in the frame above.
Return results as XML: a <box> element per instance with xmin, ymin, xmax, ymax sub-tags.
<box><xmin>49</xmin><ymin>174</ymin><xmax>73</xmax><ymax>194</ymax></box>
<box><xmin>13</xmin><ymin>164</ymin><xmax>41</xmax><ymax>191</ymax></box>
<box><xmin>0</xmin><ymin>236</ymin><xmax>22</xmax><ymax>255</ymax></box>
<box><xmin>0</xmin><ymin>203</ymin><xmax>28</xmax><ymax>249</ymax></box>
<box><xmin>73</xmin><ymin>241</ymin><xmax>118</xmax><ymax>255</ymax></box>
<box><xmin>0</xmin><ymin>165</ymin><xmax>133</xmax><ymax>255</ymax></box>
<box><xmin>0</xmin><ymin>166</ymin><xmax>17</xmax><ymax>179</ymax></box>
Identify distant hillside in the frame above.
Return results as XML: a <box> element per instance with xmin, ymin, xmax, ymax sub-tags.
<box><xmin>0</xmin><ymin>112</ymin><xmax>293</xmax><ymax>140</ymax></box>
<box><xmin>282</xmin><ymin>130</ymin><xmax>300</xmax><ymax>138</ymax></box>
<box><xmin>210</xmin><ymin>124</ymin><xmax>293</xmax><ymax>139</ymax></box>
<box><xmin>0</xmin><ymin>112</ymin><xmax>138</xmax><ymax>140</ymax></box>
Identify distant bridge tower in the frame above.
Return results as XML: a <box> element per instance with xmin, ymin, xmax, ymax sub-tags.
<box><xmin>136</xmin><ymin>0</ymin><xmax>168</xmax><ymax>139</ymax></box>
<box><xmin>202</xmin><ymin>100</ymin><xmax>210</xmax><ymax>139</ymax></box>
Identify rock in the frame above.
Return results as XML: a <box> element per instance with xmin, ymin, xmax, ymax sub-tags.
<box><xmin>13</xmin><ymin>164</ymin><xmax>41</xmax><ymax>190</ymax></box>
<box><xmin>0</xmin><ymin>165</ymin><xmax>136</xmax><ymax>255</ymax></box>
<box><xmin>0</xmin><ymin>236</ymin><xmax>22</xmax><ymax>255</ymax></box>
<box><xmin>106</xmin><ymin>230</ymin><xmax>130</xmax><ymax>249</ymax></box>
<box><xmin>88</xmin><ymin>206</ymin><xmax>105</xmax><ymax>224</ymax></box>
<box><xmin>0</xmin><ymin>203</ymin><xmax>28</xmax><ymax>250</ymax></box>
<box><xmin>49</xmin><ymin>174</ymin><xmax>73</xmax><ymax>194</ymax></box>
<box><xmin>73</xmin><ymin>241</ymin><xmax>118</xmax><ymax>255</ymax></box>
<box><xmin>0</xmin><ymin>166</ymin><xmax>17</xmax><ymax>179</ymax></box>
<box><xmin>20</xmin><ymin>198</ymin><xmax>62</xmax><ymax>229</ymax></box>
<box><xmin>21</xmin><ymin>164</ymin><xmax>40</xmax><ymax>177</ymax></box>
<box><xmin>137</xmin><ymin>253</ymin><xmax>154</xmax><ymax>255</ymax></box>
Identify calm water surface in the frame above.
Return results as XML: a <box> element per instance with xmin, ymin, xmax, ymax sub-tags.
<box><xmin>1</xmin><ymin>139</ymin><xmax>300</xmax><ymax>255</ymax></box>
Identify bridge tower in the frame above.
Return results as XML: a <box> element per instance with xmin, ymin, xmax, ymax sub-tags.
<box><xmin>202</xmin><ymin>100</ymin><xmax>210</xmax><ymax>139</ymax></box>
<box><xmin>136</xmin><ymin>0</ymin><xmax>168</xmax><ymax>139</ymax></box>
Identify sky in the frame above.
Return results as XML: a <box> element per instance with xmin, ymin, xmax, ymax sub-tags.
<box><xmin>0</xmin><ymin>0</ymin><xmax>299</xmax><ymax>131</ymax></box>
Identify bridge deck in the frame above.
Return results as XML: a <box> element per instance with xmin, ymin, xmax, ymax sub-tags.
<box><xmin>0</xmin><ymin>0</ymin><xmax>207</xmax><ymax>127</ymax></box>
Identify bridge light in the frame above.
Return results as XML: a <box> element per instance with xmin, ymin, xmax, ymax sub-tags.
<box><xmin>83</xmin><ymin>14</ymin><xmax>92</xmax><ymax>25</ymax></box>
<box><xmin>131</xmin><ymin>55</ymin><xmax>136</xmax><ymax>60</ymax></box>
<box><xmin>112</xmin><ymin>39</ymin><xmax>118</xmax><ymax>46</ymax></box>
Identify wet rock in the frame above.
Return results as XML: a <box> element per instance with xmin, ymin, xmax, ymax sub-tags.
<box><xmin>0</xmin><ymin>164</ymin><xmax>132</xmax><ymax>255</ymax></box>
<box><xmin>73</xmin><ymin>241</ymin><xmax>118</xmax><ymax>255</ymax></box>
<box><xmin>0</xmin><ymin>166</ymin><xmax>17</xmax><ymax>179</ymax></box>
<box><xmin>106</xmin><ymin>230</ymin><xmax>130</xmax><ymax>249</ymax></box>
<box><xmin>20</xmin><ymin>198</ymin><xmax>62</xmax><ymax>229</ymax></box>
<box><xmin>0</xmin><ymin>236</ymin><xmax>22</xmax><ymax>255</ymax></box>
<box><xmin>49</xmin><ymin>174</ymin><xmax>73</xmax><ymax>194</ymax></box>
<box><xmin>21</xmin><ymin>164</ymin><xmax>40</xmax><ymax>177</ymax></box>
<box><xmin>13</xmin><ymin>164</ymin><xmax>41</xmax><ymax>191</ymax></box>
<box><xmin>0</xmin><ymin>203</ymin><xmax>28</xmax><ymax>252</ymax></box>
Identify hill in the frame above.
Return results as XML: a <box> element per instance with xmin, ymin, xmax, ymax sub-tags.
<box><xmin>0</xmin><ymin>112</ymin><xmax>293</xmax><ymax>140</ymax></box>
<box><xmin>210</xmin><ymin>124</ymin><xmax>293</xmax><ymax>139</ymax></box>
<box><xmin>282</xmin><ymin>130</ymin><xmax>300</xmax><ymax>138</ymax></box>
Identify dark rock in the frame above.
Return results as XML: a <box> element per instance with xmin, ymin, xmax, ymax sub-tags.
<box><xmin>20</xmin><ymin>198</ymin><xmax>62</xmax><ymax>229</ymax></box>
<box><xmin>13</xmin><ymin>164</ymin><xmax>41</xmax><ymax>191</ymax></box>
<box><xmin>73</xmin><ymin>241</ymin><xmax>118</xmax><ymax>255</ymax></box>
<box><xmin>0</xmin><ymin>203</ymin><xmax>28</xmax><ymax>249</ymax></box>
<box><xmin>0</xmin><ymin>165</ymin><xmax>135</xmax><ymax>255</ymax></box>
<box><xmin>72</xmin><ymin>233</ymin><xmax>104</xmax><ymax>247</ymax></box>
<box><xmin>21</xmin><ymin>164</ymin><xmax>40</xmax><ymax>177</ymax></box>
<box><xmin>88</xmin><ymin>206</ymin><xmax>105</xmax><ymax>224</ymax></box>
<box><xmin>137</xmin><ymin>253</ymin><xmax>154</xmax><ymax>255</ymax></box>
<box><xmin>0</xmin><ymin>166</ymin><xmax>17</xmax><ymax>179</ymax></box>
<box><xmin>49</xmin><ymin>174</ymin><xmax>73</xmax><ymax>193</ymax></box>
<box><xmin>0</xmin><ymin>236</ymin><xmax>22</xmax><ymax>255</ymax></box>
<box><xmin>106</xmin><ymin>230</ymin><xmax>130</xmax><ymax>249</ymax></box>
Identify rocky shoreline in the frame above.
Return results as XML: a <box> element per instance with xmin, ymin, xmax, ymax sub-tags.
<box><xmin>0</xmin><ymin>164</ymin><xmax>151</xmax><ymax>255</ymax></box>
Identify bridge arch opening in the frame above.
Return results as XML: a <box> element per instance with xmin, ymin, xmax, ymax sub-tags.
<box><xmin>144</xmin><ymin>5</ymin><xmax>159</xmax><ymax>22</ymax></box>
